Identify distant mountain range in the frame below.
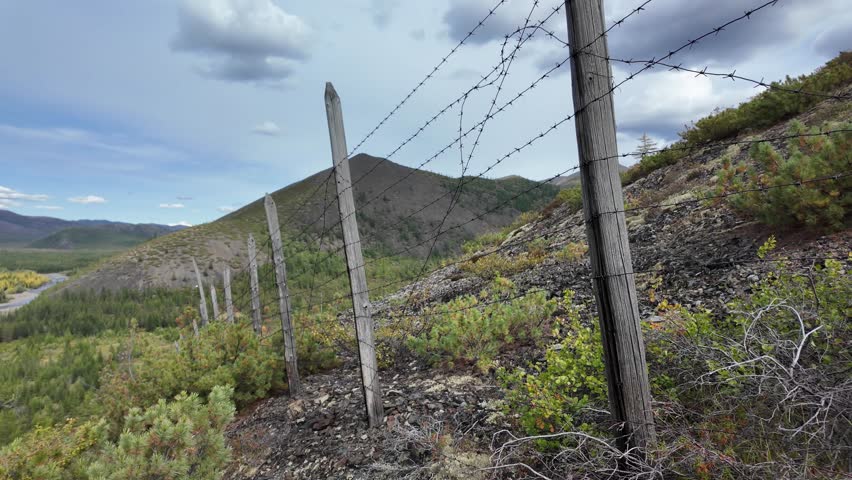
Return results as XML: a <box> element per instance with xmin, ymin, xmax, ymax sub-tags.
<box><xmin>0</xmin><ymin>210</ymin><xmax>185</xmax><ymax>250</ymax></box>
<box><xmin>547</xmin><ymin>164</ymin><xmax>629</xmax><ymax>188</ymax></box>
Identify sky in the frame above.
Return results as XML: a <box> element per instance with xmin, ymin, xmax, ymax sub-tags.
<box><xmin>0</xmin><ymin>0</ymin><xmax>848</xmax><ymax>226</ymax></box>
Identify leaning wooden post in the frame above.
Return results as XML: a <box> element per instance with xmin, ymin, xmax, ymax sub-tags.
<box><xmin>210</xmin><ymin>284</ymin><xmax>220</xmax><ymax>321</ymax></box>
<box><xmin>564</xmin><ymin>0</ymin><xmax>655</xmax><ymax>453</ymax></box>
<box><xmin>247</xmin><ymin>234</ymin><xmax>263</xmax><ymax>335</ymax></box>
<box><xmin>324</xmin><ymin>82</ymin><xmax>384</xmax><ymax>427</ymax></box>
<box><xmin>223</xmin><ymin>267</ymin><xmax>235</xmax><ymax>324</ymax></box>
<box><xmin>191</xmin><ymin>257</ymin><xmax>210</xmax><ymax>326</ymax></box>
<box><xmin>264</xmin><ymin>194</ymin><xmax>302</xmax><ymax>396</ymax></box>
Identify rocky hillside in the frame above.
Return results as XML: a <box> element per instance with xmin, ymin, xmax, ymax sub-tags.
<box><xmin>222</xmin><ymin>83</ymin><xmax>851</xmax><ymax>479</ymax></box>
<box><xmin>63</xmin><ymin>154</ymin><xmax>559</xmax><ymax>291</ymax></box>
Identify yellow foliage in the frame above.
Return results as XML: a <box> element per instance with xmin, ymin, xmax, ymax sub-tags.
<box><xmin>0</xmin><ymin>270</ymin><xmax>49</xmax><ymax>296</ymax></box>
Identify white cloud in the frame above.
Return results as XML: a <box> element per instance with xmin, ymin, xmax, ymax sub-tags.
<box><xmin>35</xmin><ymin>205</ymin><xmax>64</xmax><ymax>210</ymax></box>
<box><xmin>251</xmin><ymin>121</ymin><xmax>282</xmax><ymax>136</ymax></box>
<box><xmin>171</xmin><ymin>0</ymin><xmax>311</xmax><ymax>85</ymax></box>
<box><xmin>0</xmin><ymin>185</ymin><xmax>49</xmax><ymax>203</ymax></box>
<box><xmin>169</xmin><ymin>221</ymin><xmax>194</xmax><ymax>227</ymax></box>
<box><xmin>159</xmin><ymin>203</ymin><xmax>186</xmax><ymax>209</ymax></box>
<box><xmin>0</xmin><ymin>124</ymin><xmax>182</xmax><ymax>160</ymax></box>
<box><xmin>614</xmin><ymin>68</ymin><xmax>752</xmax><ymax>137</ymax></box>
<box><xmin>69</xmin><ymin>195</ymin><xmax>107</xmax><ymax>204</ymax></box>
<box><xmin>217</xmin><ymin>206</ymin><xmax>236</xmax><ymax>213</ymax></box>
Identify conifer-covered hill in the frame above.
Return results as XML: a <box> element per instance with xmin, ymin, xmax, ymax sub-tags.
<box><xmin>0</xmin><ymin>210</ymin><xmax>182</xmax><ymax>248</ymax></box>
<box><xmin>63</xmin><ymin>154</ymin><xmax>559</xmax><ymax>291</ymax></box>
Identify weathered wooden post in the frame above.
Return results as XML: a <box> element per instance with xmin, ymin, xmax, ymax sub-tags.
<box><xmin>210</xmin><ymin>284</ymin><xmax>220</xmax><ymax>321</ymax></box>
<box><xmin>564</xmin><ymin>0</ymin><xmax>656</xmax><ymax>453</ymax></box>
<box><xmin>264</xmin><ymin>194</ymin><xmax>302</xmax><ymax>396</ymax></box>
<box><xmin>324</xmin><ymin>82</ymin><xmax>384</xmax><ymax>427</ymax></box>
<box><xmin>223</xmin><ymin>267</ymin><xmax>235</xmax><ymax>324</ymax></box>
<box><xmin>192</xmin><ymin>257</ymin><xmax>210</xmax><ymax>326</ymax></box>
<box><xmin>247</xmin><ymin>234</ymin><xmax>263</xmax><ymax>335</ymax></box>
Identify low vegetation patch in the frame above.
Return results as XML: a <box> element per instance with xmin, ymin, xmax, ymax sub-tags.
<box><xmin>0</xmin><ymin>269</ymin><xmax>49</xmax><ymax>298</ymax></box>
<box><xmin>494</xmin><ymin>239</ymin><xmax>852</xmax><ymax>478</ymax></box>
<box><xmin>0</xmin><ymin>250</ymin><xmax>112</xmax><ymax>274</ymax></box>
<box><xmin>623</xmin><ymin>51</ymin><xmax>852</xmax><ymax>185</ymax></box>
<box><xmin>499</xmin><ymin>290</ymin><xmax>605</xmax><ymax>440</ymax></box>
<box><xmin>715</xmin><ymin>121</ymin><xmax>851</xmax><ymax>231</ymax></box>
<box><xmin>0</xmin><ymin>386</ymin><xmax>234</xmax><ymax>480</ymax></box>
<box><xmin>98</xmin><ymin>320</ymin><xmax>282</xmax><ymax>430</ymax></box>
<box><xmin>407</xmin><ymin>277</ymin><xmax>557</xmax><ymax>371</ymax></box>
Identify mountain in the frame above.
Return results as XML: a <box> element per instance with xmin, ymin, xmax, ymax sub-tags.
<box><xmin>64</xmin><ymin>154</ymin><xmax>560</xmax><ymax>291</ymax></box>
<box><xmin>548</xmin><ymin>163</ymin><xmax>629</xmax><ymax>188</ymax></box>
<box><xmin>28</xmin><ymin>225</ymin><xmax>177</xmax><ymax>250</ymax></box>
<box><xmin>0</xmin><ymin>210</ymin><xmax>183</xmax><ymax>249</ymax></box>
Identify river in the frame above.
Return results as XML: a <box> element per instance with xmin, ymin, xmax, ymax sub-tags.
<box><xmin>0</xmin><ymin>273</ymin><xmax>68</xmax><ymax>314</ymax></box>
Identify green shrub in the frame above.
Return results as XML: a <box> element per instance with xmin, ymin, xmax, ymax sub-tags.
<box><xmin>641</xmin><ymin>247</ymin><xmax>852</xmax><ymax>477</ymax></box>
<box><xmin>408</xmin><ymin>277</ymin><xmax>557</xmax><ymax>371</ymax></box>
<box><xmin>294</xmin><ymin>309</ymin><xmax>348</xmax><ymax>374</ymax></box>
<box><xmin>715</xmin><ymin>121</ymin><xmax>851</xmax><ymax>231</ymax></box>
<box><xmin>623</xmin><ymin>52</ymin><xmax>852</xmax><ymax>185</ymax></box>
<box><xmin>499</xmin><ymin>291</ymin><xmax>606</xmax><ymax>437</ymax></box>
<box><xmin>554</xmin><ymin>242</ymin><xmax>588</xmax><ymax>263</ymax></box>
<box><xmin>461</xmin><ymin>231</ymin><xmax>506</xmax><ymax>256</ymax></box>
<box><xmin>0</xmin><ymin>338</ymin><xmax>105</xmax><ymax>447</ymax></box>
<box><xmin>0</xmin><ymin>418</ymin><xmax>107</xmax><ymax>480</ymax></box>
<box><xmin>98</xmin><ymin>322</ymin><xmax>282</xmax><ymax>431</ymax></box>
<box><xmin>459</xmin><ymin>253</ymin><xmax>535</xmax><ymax>280</ymax></box>
<box><xmin>87</xmin><ymin>385</ymin><xmax>234</xmax><ymax>480</ymax></box>
<box><xmin>555</xmin><ymin>186</ymin><xmax>583</xmax><ymax>213</ymax></box>
<box><xmin>503</xmin><ymin>211</ymin><xmax>540</xmax><ymax>234</ymax></box>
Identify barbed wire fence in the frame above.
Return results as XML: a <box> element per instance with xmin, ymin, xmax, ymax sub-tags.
<box><xmin>175</xmin><ymin>0</ymin><xmax>851</xmax><ymax>473</ymax></box>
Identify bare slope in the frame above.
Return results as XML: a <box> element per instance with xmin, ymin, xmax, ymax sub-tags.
<box><xmin>222</xmin><ymin>85</ymin><xmax>851</xmax><ymax>480</ymax></box>
<box><xmin>65</xmin><ymin>154</ymin><xmax>559</xmax><ymax>291</ymax></box>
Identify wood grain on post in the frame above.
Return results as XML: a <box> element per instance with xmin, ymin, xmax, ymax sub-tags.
<box><xmin>223</xmin><ymin>267</ymin><xmax>235</xmax><ymax>324</ymax></box>
<box><xmin>192</xmin><ymin>257</ymin><xmax>210</xmax><ymax>326</ymax></box>
<box><xmin>564</xmin><ymin>0</ymin><xmax>656</xmax><ymax>453</ymax></box>
<box><xmin>210</xmin><ymin>284</ymin><xmax>220</xmax><ymax>321</ymax></box>
<box><xmin>324</xmin><ymin>82</ymin><xmax>384</xmax><ymax>427</ymax></box>
<box><xmin>264</xmin><ymin>194</ymin><xmax>302</xmax><ymax>396</ymax></box>
<box><xmin>247</xmin><ymin>234</ymin><xmax>263</xmax><ymax>335</ymax></box>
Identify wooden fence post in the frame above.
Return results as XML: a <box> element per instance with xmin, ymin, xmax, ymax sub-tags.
<box><xmin>564</xmin><ymin>0</ymin><xmax>656</xmax><ymax>453</ymax></box>
<box><xmin>324</xmin><ymin>82</ymin><xmax>384</xmax><ymax>427</ymax></box>
<box><xmin>210</xmin><ymin>284</ymin><xmax>220</xmax><ymax>321</ymax></box>
<box><xmin>224</xmin><ymin>267</ymin><xmax>235</xmax><ymax>324</ymax></box>
<box><xmin>247</xmin><ymin>234</ymin><xmax>263</xmax><ymax>335</ymax></box>
<box><xmin>192</xmin><ymin>257</ymin><xmax>210</xmax><ymax>326</ymax></box>
<box><xmin>264</xmin><ymin>194</ymin><xmax>302</xmax><ymax>396</ymax></box>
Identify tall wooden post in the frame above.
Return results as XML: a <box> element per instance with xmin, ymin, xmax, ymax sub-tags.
<box><xmin>223</xmin><ymin>267</ymin><xmax>235</xmax><ymax>324</ymax></box>
<box><xmin>247</xmin><ymin>234</ymin><xmax>263</xmax><ymax>335</ymax></box>
<box><xmin>210</xmin><ymin>284</ymin><xmax>220</xmax><ymax>320</ymax></box>
<box><xmin>264</xmin><ymin>194</ymin><xmax>302</xmax><ymax>396</ymax></box>
<box><xmin>192</xmin><ymin>257</ymin><xmax>210</xmax><ymax>326</ymax></box>
<box><xmin>565</xmin><ymin>0</ymin><xmax>655</xmax><ymax>452</ymax></box>
<box><xmin>324</xmin><ymin>82</ymin><xmax>384</xmax><ymax>427</ymax></box>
